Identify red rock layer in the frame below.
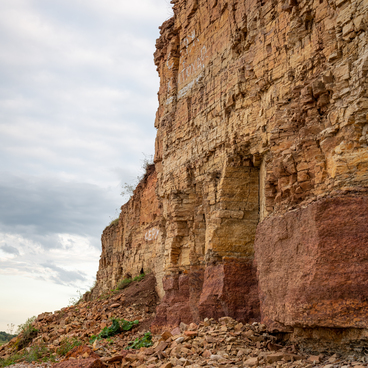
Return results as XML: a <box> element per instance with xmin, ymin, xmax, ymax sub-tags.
<box><xmin>152</xmin><ymin>259</ymin><xmax>260</xmax><ymax>332</ymax></box>
<box><xmin>254</xmin><ymin>195</ymin><xmax>368</xmax><ymax>331</ymax></box>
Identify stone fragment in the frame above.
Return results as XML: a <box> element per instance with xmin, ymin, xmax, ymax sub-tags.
<box><xmin>184</xmin><ymin>331</ymin><xmax>198</xmax><ymax>338</ymax></box>
<box><xmin>161</xmin><ymin>330</ymin><xmax>173</xmax><ymax>340</ymax></box>
<box><xmin>101</xmin><ymin>355</ymin><xmax>124</xmax><ymax>363</ymax></box>
<box><xmin>244</xmin><ymin>357</ymin><xmax>259</xmax><ymax>366</ymax></box>
<box><xmin>125</xmin><ymin>353</ymin><xmax>139</xmax><ymax>362</ymax></box>
<box><xmin>171</xmin><ymin>327</ymin><xmax>181</xmax><ymax>336</ymax></box>
<box><xmin>155</xmin><ymin>341</ymin><xmax>169</xmax><ymax>353</ymax></box>
<box><xmin>160</xmin><ymin>363</ymin><xmax>173</xmax><ymax>368</ymax></box>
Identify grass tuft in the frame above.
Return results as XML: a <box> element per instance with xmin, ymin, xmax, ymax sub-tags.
<box><xmin>56</xmin><ymin>337</ymin><xmax>83</xmax><ymax>356</ymax></box>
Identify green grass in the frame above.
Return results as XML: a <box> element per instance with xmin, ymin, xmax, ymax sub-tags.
<box><xmin>117</xmin><ymin>278</ymin><xmax>132</xmax><ymax>290</ymax></box>
<box><xmin>133</xmin><ymin>273</ymin><xmax>145</xmax><ymax>282</ymax></box>
<box><xmin>0</xmin><ymin>351</ymin><xmax>24</xmax><ymax>367</ymax></box>
<box><xmin>116</xmin><ymin>272</ymin><xmax>145</xmax><ymax>291</ymax></box>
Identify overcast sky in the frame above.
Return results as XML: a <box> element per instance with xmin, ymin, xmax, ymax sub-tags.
<box><xmin>0</xmin><ymin>0</ymin><xmax>172</xmax><ymax>332</ymax></box>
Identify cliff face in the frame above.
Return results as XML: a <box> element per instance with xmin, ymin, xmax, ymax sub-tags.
<box><xmin>92</xmin><ymin>165</ymin><xmax>165</xmax><ymax>299</ymax></box>
<box><xmin>94</xmin><ymin>0</ymin><xmax>368</xmax><ymax>345</ymax></box>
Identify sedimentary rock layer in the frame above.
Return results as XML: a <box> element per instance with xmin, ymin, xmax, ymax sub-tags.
<box><xmin>92</xmin><ymin>165</ymin><xmax>164</xmax><ymax>298</ymax></box>
<box><xmin>94</xmin><ymin>0</ymin><xmax>368</xmax><ymax>341</ymax></box>
<box><xmin>254</xmin><ymin>195</ymin><xmax>368</xmax><ymax>330</ymax></box>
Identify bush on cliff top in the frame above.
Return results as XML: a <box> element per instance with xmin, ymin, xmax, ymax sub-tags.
<box><xmin>109</xmin><ymin>218</ymin><xmax>119</xmax><ymax>226</ymax></box>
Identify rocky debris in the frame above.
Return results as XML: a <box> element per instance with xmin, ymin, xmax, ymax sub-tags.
<box><xmin>0</xmin><ymin>274</ymin><xmax>158</xmax><ymax>366</ymax></box>
<box><xmin>114</xmin><ymin>318</ymin><xmax>368</xmax><ymax>368</ymax></box>
<box><xmin>1</xmin><ymin>282</ymin><xmax>368</xmax><ymax>368</ymax></box>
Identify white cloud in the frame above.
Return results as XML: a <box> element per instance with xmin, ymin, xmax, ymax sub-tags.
<box><xmin>0</xmin><ymin>0</ymin><xmax>171</xmax><ymax>330</ymax></box>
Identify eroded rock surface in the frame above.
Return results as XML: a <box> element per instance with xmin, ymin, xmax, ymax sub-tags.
<box><xmin>93</xmin><ymin>0</ymin><xmax>368</xmax><ymax>345</ymax></box>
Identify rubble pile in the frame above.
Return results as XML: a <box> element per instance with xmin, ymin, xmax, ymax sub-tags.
<box><xmin>1</xmin><ymin>275</ymin><xmax>367</xmax><ymax>368</ymax></box>
<box><xmin>0</xmin><ymin>275</ymin><xmax>158</xmax><ymax>367</ymax></box>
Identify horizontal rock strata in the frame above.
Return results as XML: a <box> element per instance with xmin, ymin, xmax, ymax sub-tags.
<box><xmin>93</xmin><ymin>0</ymin><xmax>368</xmax><ymax>347</ymax></box>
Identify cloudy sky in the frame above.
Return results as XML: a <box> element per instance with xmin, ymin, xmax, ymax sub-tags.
<box><xmin>0</xmin><ymin>0</ymin><xmax>172</xmax><ymax>332</ymax></box>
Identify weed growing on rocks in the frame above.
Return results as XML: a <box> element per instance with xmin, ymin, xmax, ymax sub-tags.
<box><xmin>90</xmin><ymin>318</ymin><xmax>139</xmax><ymax>343</ymax></box>
<box><xmin>0</xmin><ymin>343</ymin><xmax>55</xmax><ymax>367</ymax></box>
<box><xmin>117</xmin><ymin>318</ymin><xmax>139</xmax><ymax>331</ymax></box>
<box><xmin>56</xmin><ymin>337</ymin><xmax>83</xmax><ymax>356</ymax></box>
<box><xmin>15</xmin><ymin>316</ymin><xmax>38</xmax><ymax>351</ymax></box>
<box><xmin>117</xmin><ymin>272</ymin><xmax>145</xmax><ymax>291</ymax></box>
<box><xmin>0</xmin><ymin>351</ymin><xmax>23</xmax><ymax>367</ymax></box>
<box><xmin>117</xmin><ymin>278</ymin><xmax>132</xmax><ymax>290</ymax></box>
<box><xmin>125</xmin><ymin>332</ymin><xmax>153</xmax><ymax>350</ymax></box>
<box><xmin>133</xmin><ymin>273</ymin><xmax>145</xmax><ymax>282</ymax></box>
<box><xmin>68</xmin><ymin>290</ymin><xmax>83</xmax><ymax>307</ymax></box>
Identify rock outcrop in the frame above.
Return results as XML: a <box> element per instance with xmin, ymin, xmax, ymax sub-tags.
<box><xmin>92</xmin><ymin>165</ymin><xmax>164</xmax><ymax>298</ymax></box>
<box><xmin>94</xmin><ymin>0</ymin><xmax>368</xmax><ymax>347</ymax></box>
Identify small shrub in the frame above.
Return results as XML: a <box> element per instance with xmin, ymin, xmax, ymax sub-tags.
<box><xmin>68</xmin><ymin>290</ymin><xmax>83</xmax><ymax>307</ymax></box>
<box><xmin>23</xmin><ymin>344</ymin><xmax>50</xmax><ymax>363</ymax></box>
<box><xmin>16</xmin><ymin>316</ymin><xmax>38</xmax><ymax>350</ymax></box>
<box><xmin>125</xmin><ymin>332</ymin><xmax>153</xmax><ymax>350</ymax></box>
<box><xmin>109</xmin><ymin>218</ymin><xmax>119</xmax><ymax>226</ymax></box>
<box><xmin>117</xmin><ymin>278</ymin><xmax>132</xmax><ymax>290</ymax></box>
<box><xmin>16</xmin><ymin>316</ymin><xmax>36</xmax><ymax>335</ymax></box>
<box><xmin>118</xmin><ymin>319</ymin><xmax>139</xmax><ymax>331</ymax></box>
<box><xmin>56</xmin><ymin>337</ymin><xmax>82</xmax><ymax>356</ymax></box>
<box><xmin>90</xmin><ymin>318</ymin><xmax>139</xmax><ymax>343</ymax></box>
<box><xmin>98</xmin><ymin>319</ymin><xmax>121</xmax><ymax>340</ymax></box>
<box><xmin>120</xmin><ymin>183</ymin><xmax>135</xmax><ymax>199</ymax></box>
<box><xmin>133</xmin><ymin>273</ymin><xmax>145</xmax><ymax>282</ymax></box>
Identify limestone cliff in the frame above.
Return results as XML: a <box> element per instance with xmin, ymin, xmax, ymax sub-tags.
<box><xmin>94</xmin><ymin>0</ymin><xmax>368</xmax><ymax>347</ymax></box>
